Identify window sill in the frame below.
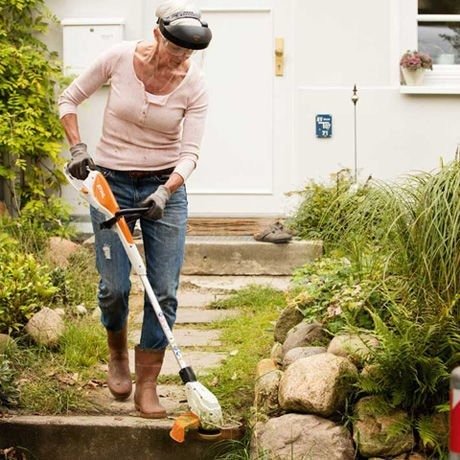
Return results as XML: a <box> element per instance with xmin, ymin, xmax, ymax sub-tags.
<box><xmin>400</xmin><ymin>85</ymin><xmax>460</xmax><ymax>94</ymax></box>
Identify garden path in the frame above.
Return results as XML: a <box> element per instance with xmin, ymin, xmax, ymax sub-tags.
<box><xmin>88</xmin><ymin>274</ymin><xmax>290</xmax><ymax>418</ymax></box>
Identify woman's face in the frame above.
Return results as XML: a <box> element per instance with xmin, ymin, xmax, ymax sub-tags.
<box><xmin>154</xmin><ymin>29</ymin><xmax>194</xmax><ymax>66</ymax></box>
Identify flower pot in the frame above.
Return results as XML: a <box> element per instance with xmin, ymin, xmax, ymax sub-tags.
<box><xmin>401</xmin><ymin>67</ymin><xmax>425</xmax><ymax>86</ymax></box>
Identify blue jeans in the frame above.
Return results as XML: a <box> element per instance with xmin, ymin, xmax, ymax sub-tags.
<box><xmin>90</xmin><ymin>166</ymin><xmax>188</xmax><ymax>350</ymax></box>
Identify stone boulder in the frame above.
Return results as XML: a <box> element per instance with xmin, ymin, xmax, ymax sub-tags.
<box><xmin>25</xmin><ymin>307</ymin><xmax>65</xmax><ymax>346</ymax></box>
<box><xmin>255</xmin><ymin>358</ymin><xmax>278</xmax><ymax>378</ymax></box>
<box><xmin>282</xmin><ymin>346</ymin><xmax>326</xmax><ymax>369</ymax></box>
<box><xmin>46</xmin><ymin>237</ymin><xmax>80</xmax><ymax>268</ymax></box>
<box><xmin>274</xmin><ymin>306</ymin><xmax>304</xmax><ymax>343</ymax></box>
<box><xmin>393</xmin><ymin>454</ymin><xmax>427</xmax><ymax>460</ymax></box>
<box><xmin>282</xmin><ymin>321</ymin><xmax>325</xmax><ymax>355</ymax></box>
<box><xmin>327</xmin><ymin>333</ymin><xmax>379</xmax><ymax>365</ymax></box>
<box><xmin>0</xmin><ymin>334</ymin><xmax>15</xmax><ymax>354</ymax></box>
<box><xmin>270</xmin><ymin>342</ymin><xmax>283</xmax><ymax>366</ymax></box>
<box><xmin>254</xmin><ymin>369</ymin><xmax>283</xmax><ymax>415</ymax></box>
<box><xmin>279</xmin><ymin>353</ymin><xmax>357</xmax><ymax>417</ymax></box>
<box><xmin>353</xmin><ymin>396</ymin><xmax>415</xmax><ymax>457</ymax></box>
<box><xmin>0</xmin><ymin>334</ymin><xmax>16</xmax><ymax>363</ymax></box>
<box><xmin>251</xmin><ymin>413</ymin><xmax>354</xmax><ymax>460</ymax></box>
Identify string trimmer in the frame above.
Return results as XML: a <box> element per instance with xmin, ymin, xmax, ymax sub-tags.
<box><xmin>64</xmin><ymin>167</ymin><xmax>223</xmax><ymax>442</ymax></box>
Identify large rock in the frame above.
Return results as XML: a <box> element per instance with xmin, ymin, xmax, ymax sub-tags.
<box><xmin>254</xmin><ymin>369</ymin><xmax>283</xmax><ymax>415</ymax></box>
<box><xmin>25</xmin><ymin>308</ymin><xmax>65</xmax><ymax>346</ymax></box>
<box><xmin>274</xmin><ymin>306</ymin><xmax>304</xmax><ymax>343</ymax></box>
<box><xmin>255</xmin><ymin>358</ymin><xmax>278</xmax><ymax>378</ymax></box>
<box><xmin>251</xmin><ymin>413</ymin><xmax>354</xmax><ymax>460</ymax></box>
<box><xmin>353</xmin><ymin>396</ymin><xmax>415</xmax><ymax>457</ymax></box>
<box><xmin>270</xmin><ymin>342</ymin><xmax>283</xmax><ymax>366</ymax></box>
<box><xmin>282</xmin><ymin>321</ymin><xmax>325</xmax><ymax>354</ymax></box>
<box><xmin>0</xmin><ymin>334</ymin><xmax>15</xmax><ymax>354</ymax></box>
<box><xmin>282</xmin><ymin>346</ymin><xmax>326</xmax><ymax>369</ymax></box>
<box><xmin>279</xmin><ymin>353</ymin><xmax>357</xmax><ymax>417</ymax></box>
<box><xmin>46</xmin><ymin>237</ymin><xmax>80</xmax><ymax>268</ymax></box>
<box><xmin>327</xmin><ymin>333</ymin><xmax>379</xmax><ymax>365</ymax></box>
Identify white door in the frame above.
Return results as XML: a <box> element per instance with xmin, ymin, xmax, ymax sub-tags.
<box><xmin>148</xmin><ymin>0</ymin><xmax>294</xmax><ymax>217</ymax></box>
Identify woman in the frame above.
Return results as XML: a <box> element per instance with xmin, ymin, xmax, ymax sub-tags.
<box><xmin>58</xmin><ymin>0</ymin><xmax>212</xmax><ymax>418</ymax></box>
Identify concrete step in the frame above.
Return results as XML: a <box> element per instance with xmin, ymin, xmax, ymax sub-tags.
<box><xmin>85</xmin><ymin>235</ymin><xmax>322</xmax><ymax>276</ymax></box>
<box><xmin>0</xmin><ymin>415</ymin><xmax>225</xmax><ymax>460</ymax></box>
<box><xmin>182</xmin><ymin>236</ymin><xmax>322</xmax><ymax>275</ymax></box>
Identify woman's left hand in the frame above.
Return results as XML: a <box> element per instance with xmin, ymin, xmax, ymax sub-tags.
<box><xmin>140</xmin><ymin>185</ymin><xmax>171</xmax><ymax>220</ymax></box>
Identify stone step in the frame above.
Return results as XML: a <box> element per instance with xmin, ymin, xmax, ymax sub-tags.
<box><xmin>179</xmin><ymin>274</ymin><xmax>292</xmax><ymax>293</ymax></box>
<box><xmin>85</xmin><ymin>235</ymin><xmax>322</xmax><ymax>276</ymax></box>
<box><xmin>125</xmin><ymin>349</ymin><xmax>226</xmax><ymax>376</ymax></box>
<box><xmin>133</xmin><ymin>308</ymin><xmax>238</xmax><ymax>326</ymax></box>
<box><xmin>129</xmin><ymin>328</ymin><xmax>222</xmax><ymax>347</ymax></box>
<box><xmin>0</xmin><ymin>415</ymin><xmax>224</xmax><ymax>460</ymax></box>
<box><xmin>182</xmin><ymin>236</ymin><xmax>322</xmax><ymax>276</ymax></box>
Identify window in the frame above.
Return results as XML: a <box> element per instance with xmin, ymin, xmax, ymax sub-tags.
<box><xmin>418</xmin><ymin>0</ymin><xmax>460</xmax><ymax>65</ymax></box>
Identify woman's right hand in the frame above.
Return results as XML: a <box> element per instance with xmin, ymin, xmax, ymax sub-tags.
<box><xmin>67</xmin><ymin>143</ymin><xmax>95</xmax><ymax>180</ymax></box>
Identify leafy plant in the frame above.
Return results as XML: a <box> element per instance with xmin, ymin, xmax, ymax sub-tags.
<box><xmin>0</xmin><ymin>0</ymin><xmax>66</xmax><ymax>214</ymax></box>
<box><xmin>289</xmin><ymin>257</ymin><xmax>381</xmax><ymax>333</ymax></box>
<box><xmin>0</xmin><ymin>238</ymin><xmax>57</xmax><ymax>334</ymax></box>
<box><xmin>0</xmin><ymin>356</ymin><xmax>19</xmax><ymax>408</ymax></box>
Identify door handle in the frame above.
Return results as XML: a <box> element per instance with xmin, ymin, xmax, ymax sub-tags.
<box><xmin>275</xmin><ymin>37</ymin><xmax>284</xmax><ymax>76</ymax></box>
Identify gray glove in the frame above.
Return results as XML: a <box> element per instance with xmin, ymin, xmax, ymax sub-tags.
<box><xmin>67</xmin><ymin>143</ymin><xmax>95</xmax><ymax>180</ymax></box>
<box><xmin>140</xmin><ymin>185</ymin><xmax>171</xmax><ymax>220</ymax></box>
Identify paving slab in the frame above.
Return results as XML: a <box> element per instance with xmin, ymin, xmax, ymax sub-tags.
<box><xmin>177</xmin><ymin>290</ymin><xmax>226</xmax><ymax>308</ymax></box>
<box><xmin>129</xmin><ymin>328</ymin><xmax>222</xmax><ymax>347</ymax></box>
<box><xmin>176</xmin><ymin>307</ymin><xmax>239</xmax><ymax>324</ymax></box>
<box><xmin>133</xmin><ymin>307</ymin><xmax>238</xmax><ymax>325</ymax></box>
<box><xmin>126</xmin><ymin>349</ymin><xmax>226</xmax><ymax>376</ymax></box>
<box><xmin>180</xmin><ymin>274</ymin><xmax>292</xmax><ymax>293</ymax></box>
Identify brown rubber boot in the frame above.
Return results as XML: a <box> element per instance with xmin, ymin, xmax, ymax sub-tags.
<box><xmin>134</xmin><ymin>346</ymin><xmax>167</xmax><ymax>419</ymax></box>
<box><xmin>107</xmin><ymin>326</ymin><xmax>132</xmax><ymax>400</ymax></box>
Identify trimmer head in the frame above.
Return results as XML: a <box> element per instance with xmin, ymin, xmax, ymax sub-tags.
<box><xmin>185</xmin><ymin>381</ymin><xmax>223</xmax><ymax>431</ymax></box>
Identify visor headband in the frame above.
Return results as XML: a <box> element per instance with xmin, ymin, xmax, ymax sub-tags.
<box><xmin>157</xmin><ymin>11</ymin><xmax>212</xmax><ymax>50</ymax></box>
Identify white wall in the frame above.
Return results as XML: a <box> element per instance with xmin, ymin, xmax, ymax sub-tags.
<box><xmin>45</xmin><ymin>0</ymin><xmax>460</xmax><ymax>219</ymax></box>
<box><xmin>290</xmin><ymin>0</ymin><xmax>460</xmax><ymax>188</ymax></box>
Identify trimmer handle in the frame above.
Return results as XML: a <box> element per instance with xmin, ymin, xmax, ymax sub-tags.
<box><xmin>100</xmin><ymin>207</ymin><xmax>150</xmax><ymax>230</ymax></box>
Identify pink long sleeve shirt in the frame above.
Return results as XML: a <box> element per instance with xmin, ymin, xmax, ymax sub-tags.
<box><xmin>58</xmin><ymin>40</ymin><xmax>208</xmax><ymax>180</ymax></box>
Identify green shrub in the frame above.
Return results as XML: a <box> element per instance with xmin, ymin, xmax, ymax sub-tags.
<box><xmin>289</xmin><ymin>257</ymin><xmax>383</xmax><ymax>333</ymax></box>
<box><xmin>0</xmin><ymin>0</ymin><xmax>65</xmax><ymax>212</ymax></box>
<box><xmin>382</xmin><ymin>161</ymin><xmax>460</xmax><ymax>317</ymax></box>
<box><xmin>0</xmin><ymin>197</ymin><xmax>74</xmax><ymax>254</ymax></box>
<box><xmin>287</xmin><ymin>170</ymin><xmax>391</xmax><ymax>253</ymax></box>
<box><xmin>0</xmin><ymin>241</ymin><xmax>57</xmax><ymax>334</ymax></box>
<box><xmin>0</xmin><ymin>202</ymin><xmax>78</xmax><ymax>334</ymax></box>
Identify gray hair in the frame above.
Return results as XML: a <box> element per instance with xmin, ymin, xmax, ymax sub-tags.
<box><xmin>155</xmin><ymin>0</ymin><xmax>202</xmax><ymax>26</ymax></box>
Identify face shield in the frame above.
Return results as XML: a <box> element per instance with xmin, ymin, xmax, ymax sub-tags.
<box><xmin>157</xmin><ymin>11</ymin><xmax>212</xmax><ymax>51</ymax></box>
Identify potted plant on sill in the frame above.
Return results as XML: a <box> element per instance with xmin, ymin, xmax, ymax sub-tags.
<box><xmin>400</xmin><ymin>50</ymin><xmax>433</xmax><ymax>86</ymax></box>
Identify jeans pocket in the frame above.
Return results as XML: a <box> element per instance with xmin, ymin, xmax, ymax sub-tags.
<box><xmin>96</xmin><ymin>166</ymin><xmax>114</xmax><ymax>179</ymax></box>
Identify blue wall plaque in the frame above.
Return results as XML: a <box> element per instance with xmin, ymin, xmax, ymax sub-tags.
<box><xmin>315</xmin><ymin>114</ymin><xmax>332</xmax><ymax>138</ymax></box>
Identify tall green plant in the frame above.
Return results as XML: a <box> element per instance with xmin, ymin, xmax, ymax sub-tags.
<box><xmin>0</xmin><ymin>0</ymin><xmax>65</xmax><ymax>213</ymax></box>
<box><xmin>385</xmin><ymin>161</ymin><xmax>460</xmax><ymax>315</ymax></box>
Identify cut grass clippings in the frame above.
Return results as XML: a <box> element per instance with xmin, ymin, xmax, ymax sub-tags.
<box><xmin>200</xmin><ymin>285</ymin><xmax>286</xmax><ymax>420</ymax></box>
